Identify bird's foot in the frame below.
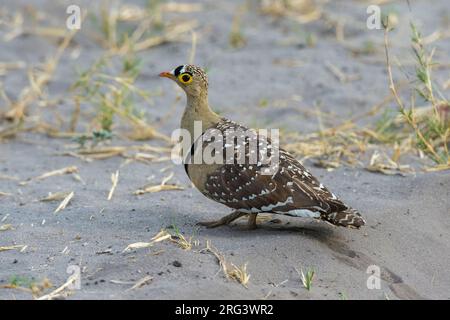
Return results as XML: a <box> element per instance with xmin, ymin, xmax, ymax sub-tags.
<box><xmin>196</xmin><ymin>211</ymin><xmax>247</xmax><ymax>229</ymax></box>
<box><xmin>246</xmin><ymin>213</ymin><xmax>258</xmax><ymax>230</ymax></box>
<box><xmin>196</xmin><ymin>219</ymin><xmax>228</xmax><ymax>228</ymax></box>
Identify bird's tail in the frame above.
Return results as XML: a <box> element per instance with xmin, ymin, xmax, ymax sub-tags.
<box><xmin>323</xmin><ymin>207</ymin><xmax>365</xmax><ymax>228</ymax></box>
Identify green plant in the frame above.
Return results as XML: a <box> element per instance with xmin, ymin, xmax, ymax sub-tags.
<box><xmin>296</xmin><ymin>267</ymin><xmax>315</xmax><ymax>291</ymax></box>
<box><xmin>71</xmin><ymin>54</ymin><xmax>162</xmax><ymax>140</ymax></box>
<box><xmin>73</xmin><ymin>129</ymin><xmax>114</xmax><ymax>148</ymax></box>
<box><xmin>384</xmin><ymin>22</ymin><xmax>449</xmax><ymax>167</ymax></box>
<box><xmin>9</xmin><ymin>275</ymin><xmax>34</xmax><ymax>288</ymax></box>
<box><xmin>338</xmin><ymin>292</ymin><xmax>348</xmax><ymax>300</ymax></box>
<box><xmin>169</xmin><ymin>223</ymin><xmax>195</xmax><ymax>250</ymax></box>
<box><xmin>373</xmin><ymin>109</ymin><xmax>400</xmax><ymax>143</ymax></box>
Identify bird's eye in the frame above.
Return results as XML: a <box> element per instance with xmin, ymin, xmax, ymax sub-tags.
<box><xmin>178</xmin><ymin>73</ymin><xmax>193</xmax><ymax>84</ymax></box>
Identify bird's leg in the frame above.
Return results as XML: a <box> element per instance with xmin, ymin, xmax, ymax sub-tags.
<box><xmin>246</xmin><ymin>213</ymin><xmax>258</xmax><ymax>230</ymax></box>
<box><xmin>197</xmin><ymin>211</ymin><xmax>246</xmax><ymax>228</ymax></box>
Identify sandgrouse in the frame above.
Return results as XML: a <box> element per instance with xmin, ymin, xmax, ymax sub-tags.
<box><xmin>160</xmin><ymin>65</ymin><xmax>365</xmax><ymax>230</ymax></box>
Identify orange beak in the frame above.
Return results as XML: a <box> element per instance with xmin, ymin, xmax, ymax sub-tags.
<box><xmin>159</xmin><ymin>71</ymin><xmax>174</xmax><ymax>79</ymax></box>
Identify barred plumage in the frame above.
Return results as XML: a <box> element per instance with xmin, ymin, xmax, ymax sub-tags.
<box><xmin>160</xmin><ymin>65</ymin><xmax>365</xmax><ymax>229</ymax></box>
<box><xmin>187</xmin><ymin>119</ymin><xmax>365</xmax><ymax>228</ymax></box>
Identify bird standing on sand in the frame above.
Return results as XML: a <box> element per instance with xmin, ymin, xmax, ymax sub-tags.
<box><xmin>159</xmin><ymin>65</ymin><xmax>365</xmax><ymax>230</ymax></box>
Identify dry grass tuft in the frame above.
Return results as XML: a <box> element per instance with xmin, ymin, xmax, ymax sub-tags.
<box><xmin>2</xmin><ymin>29</ymin><xmax>78</xmax><ymax>123</ymax></box>
<box><xmin>295</xmin><ymin>266</ymin><xmax>315</xmax><ymax>291</ymax></box>
<box><xmin>259</xmin><ymin>0</ymin><xmax>322</xmax><ymax>24</ymax></box>
<box><xmin>228</xmin><ymin>263</ymin><xmax>251</xmax><ymax>288</ymax></box>
<box><xmin>169</xmin><ymin>224</ymin><xmax>197</xmax><ymax>250</ymax></box>
<box><xmin>366</xmin><ymin>150</ymin><xmax>413</xmax><ymax>176</ymax></box>
<box><xmin>202</xmin><ymin>240</ymin><xmax>250</xmax><ymax>288</ymax></box>
<box><xmin>71</xmin><ymin>54</ymin><xmax>169</xmax><ymax>143</ymax></box>
<box><xmin>383</xmin><ymin>22</ymin><xmax>449</xmax><ymax>170</ymax></box>
<box><xmin>283</xmin><ymin>61</ymin><xmax>448</xmax><ymax>174</ymax></box>
<box><xmin>1</xmin><ymin>2</ymin><xmax>189</xmax><ymax>144</ymax></box>
<box><xmin>94</xmin><ymin>1</ymin><xmax>198</xmax><ymax>55</ymax></box>
<box><xmin>282</xmin><ymin>123</ymin><xmax>367</xmax><ymax>170</ymax></box>
<box><xmin>1</xmin><ymin>276</ymin><xmax>53</xmax><ymax>299</ymax></box>
<box><xmin>37</xmin><ymin>274</ymin><xmax>77</xmax><ymax>300</ymax></box>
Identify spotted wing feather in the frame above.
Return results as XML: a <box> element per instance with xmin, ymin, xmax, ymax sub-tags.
<box><xmin>198</xmin><ymin>119</ymin><xmax>365</xmax><ymax>228</ymax></box>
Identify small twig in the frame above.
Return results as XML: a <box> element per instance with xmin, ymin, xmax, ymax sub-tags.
<box><xmin>108</xmin><ymin>171</ymin><xmax>119</xmax><ymax>200</ymax></box>
<box><xmin>0</xmin><ymin>244</ymin><xmax>27</xmax><ymax>252</ymax></box>
<box><xmin>21</xmin><ymin>166</ymin><xmax>78</xmax><ymax>185</ymax></box>
<box><xmin>54</xmin><ymin>192</ymin><xmax>74</xmax><ymax>214</ymax></box>
<box><xmin>126</xmin><ymin>275</ymin><xmax>153</xmax><ymax>291</ymax></box>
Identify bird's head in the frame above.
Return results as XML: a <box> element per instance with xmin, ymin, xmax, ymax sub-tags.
<box><xmin>159</xmin><ymin>64</ymin><xmax>208</xmax><ymax>98</ymax></box>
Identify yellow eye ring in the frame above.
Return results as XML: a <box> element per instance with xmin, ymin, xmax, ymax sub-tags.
<box><xmin>178</xmin><ymin>73</ymin><xmax>193</xmax><ymax>84</ymax></box>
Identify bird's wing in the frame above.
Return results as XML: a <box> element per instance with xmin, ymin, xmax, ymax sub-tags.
<box><xmin>202</xmin><ymin>119</ymin><xmax>348</xmax><ymax>215</ymax></box>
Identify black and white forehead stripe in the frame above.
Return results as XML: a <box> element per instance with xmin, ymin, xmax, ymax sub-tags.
<box><xmin>171</xmin><ymin>65</ymin><xmax>208</xmax><ymax>87</ymax></box>
<box><xmin>173</xmin><ymin>65</ymin><xmax>187</xmax><ymax>77</ymax></box>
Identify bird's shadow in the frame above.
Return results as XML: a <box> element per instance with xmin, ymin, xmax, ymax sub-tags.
<box><xmin>186</xmin><ymin>215</ymin><xmax>425</xmax><ymax>300</ymax></box>
<box><xmin>194</xmin><ymin>218</ymin><xmax>339</xmax><ymax>245</ymax></box>
<box><xmin>190</xmin><ymin>216</ymin><xmax>367</xmax><ymax>267</ymax></box>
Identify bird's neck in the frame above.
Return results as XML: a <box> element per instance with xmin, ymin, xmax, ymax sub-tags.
<box><xmin>181</xmin><ymin>93</ymin><xmax>221</xmax><ymax>143</ymax></box>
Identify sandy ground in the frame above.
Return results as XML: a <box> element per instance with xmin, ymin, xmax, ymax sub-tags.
<box><xmin>1</xmin><ymin>0</ymin><xmax>450</xmax><ymax>300</ymax></box>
